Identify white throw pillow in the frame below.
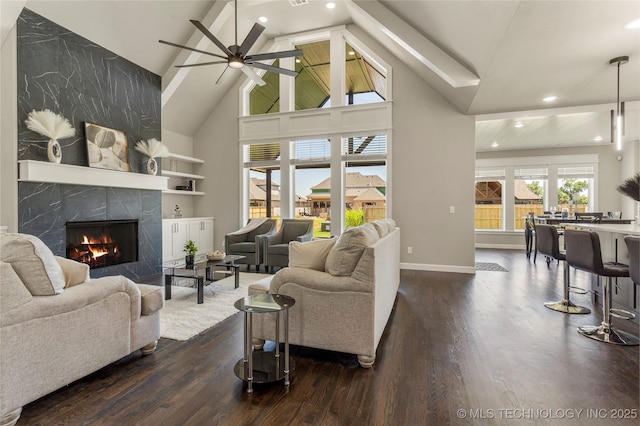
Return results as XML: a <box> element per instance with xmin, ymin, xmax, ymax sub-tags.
<box><xmin>0</xmin><ymin>233</ymin><xmax>65</xmax><ymax>295</ymax></box>
<box><xmin>289</xmin><ymin>238</ymin><xmax>337</xmax><ymax>271</ymax></box>
<box><xmin>55</xmin><ymin>256</ymin><xmax>90</xmax><ymax>288</ymax></box>
<box><xmin>325</xmin><ymin>224</ymin><xmax>379</xmax><ymax>276</ymax></box>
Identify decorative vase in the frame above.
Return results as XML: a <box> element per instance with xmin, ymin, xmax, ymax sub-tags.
<box><xmin>185</xmin><ymin>255</ymin><xmax>194</xmax><ymax>266</ymax></box>
<box><xmin>147</xmin><ymin>157</ymin><xmax>158</xmax><ymax>175</ymax></box>
<box><xmin>47</xmin><ymin>139</ymin><xmax>62</xmax><ymax>163</ymax></box>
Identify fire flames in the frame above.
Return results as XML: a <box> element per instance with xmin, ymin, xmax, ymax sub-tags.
<box><xmin>80</xmin><ymin>234</ymin><xmax>118</xmax><ymax>259</ymax></box>
<box><xmin>69</xmin><ymin>233</ymin><xmax>121</xmax><ymax>267</ymax></box>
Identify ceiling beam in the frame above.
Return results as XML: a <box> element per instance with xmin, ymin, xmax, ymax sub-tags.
<box><xmin>349</xmin><ymin>0</ymin><xmax>480</xmax><ymax>88</ymax></box>
<box><xmin>161</xmin><ymin>0</ymin><xmax>233</xmax><ymax>107</ymax></box>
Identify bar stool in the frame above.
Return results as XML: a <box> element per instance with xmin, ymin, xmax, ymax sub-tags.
<box><xmin>565</xmin><ymin>229</ymin><xmax>638</xmax><ymax>345</ymax></box>
<box><xmin>537</xmin><ymin>224</ymin><xmax>590</xmax><ymax>314</ymax></box>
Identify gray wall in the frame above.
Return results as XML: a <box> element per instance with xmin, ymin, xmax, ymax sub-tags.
<box><xmin>193</xmin><ymin>25</ymin><xmax>477</xmax><ymax>272</ymax></box>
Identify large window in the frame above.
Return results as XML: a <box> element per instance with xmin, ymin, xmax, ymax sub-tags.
<box><xmin>343</xmin><ymin>134</ymin><xmax>387</xmax><ymax>227</ymax></box>
<box><xmin>557</xmin><ymin>166</ymin><xmax>595</xmax><ymax>215</ymax></box>
<box><xmin>244</xmin><ymin>143</ymin><xmax>281</xmax><ymax>218</ymax></box>
<box><xmin>514</xmin><ymin>168</ymin><xmax>546</xmax><ymax>229</ymax></box>
<box><xmin>475</xmin><ymin>169</ymin><xmax>505</xmax><ymax>230</ymax></box>
<box><xmin>475</xmin><ymin>155</ymin><xmax>598</xmax><ymax>232</ymax></box>
<box><xmin>239</xmin><ymin>28</ymin><xmax>391</xmax><ymax>233</ymax></box>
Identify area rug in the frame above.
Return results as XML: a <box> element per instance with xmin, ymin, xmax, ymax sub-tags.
<box><xmin>475</xmin><ymin>262</ymin><xmax>509</xmax><ymax>272</ymax></box>
<box><xmin>160</xmin><ymin>272</ymin><xmax>271</xmax><ymax>341</ymax></box>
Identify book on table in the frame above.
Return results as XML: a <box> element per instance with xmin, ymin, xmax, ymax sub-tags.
<box><xmin>246</xmin><ymin>294</ymin><xmax>281</xmax><ymax>310</ymax></box>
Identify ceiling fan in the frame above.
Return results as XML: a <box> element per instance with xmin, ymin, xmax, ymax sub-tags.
<box><xmin>159</xmin><ymin>0</ymin><xmax>302</xmax><ymax>86</ymax></box>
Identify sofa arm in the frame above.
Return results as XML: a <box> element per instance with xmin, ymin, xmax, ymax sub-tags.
<box><xmin>270</xmin><ymin>267</ymin><xmax>372</xmax><ymax>294</ymax></box>
<box><xmin>0</xmin><ymin>275</ymin><xmax>141</xmax><ymax>327</ymax></box>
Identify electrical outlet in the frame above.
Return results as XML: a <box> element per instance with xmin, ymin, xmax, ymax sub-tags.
<box><xmin>449</xmin><ymin>206</ymin><xmax>455</xmax><ymax>214</ymax></box>
<box><xmin>407</xmin><ymin>246</ymin><xmax>412</xmax><ymax>254</ymax></box>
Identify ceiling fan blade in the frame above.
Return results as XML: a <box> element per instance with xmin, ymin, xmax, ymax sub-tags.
<box><xmin>241</xmin><ymin>66</ymin><xmax>267</xmax><ymax>86</ymax></box>
<box><xmin>246</xmin><ymin>49</ymin><xmax>303</xmax><ymax>62</ymax></box>
<box><xmin>175</xmin><ymin>61</ymin><xmax>228</xmax><ymax>68</ymax></box>
<box><xmin>238</xmin><ymin>23</ymin><xmax>265</xmax><ymax>56</ymax></box>
<box><xmin>190</xmin><ymin>19</ymin><xmax>233</xmax><ymax>56</ymax></box>
<box><xmin>216</xmin><ymin>67</ymin><xmax>230</xmax><ymax>85</ymax></box>
<box><xmin>246</xmin><ymin>62</ymin><xmax>299</xmax><ymax>77</ymax></box>
<box><xmin>159</xmin><ymin>40</ymin><xmax>227</xmax><ymax>60</ymax></box>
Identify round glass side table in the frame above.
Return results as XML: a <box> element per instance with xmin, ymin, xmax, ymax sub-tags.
<box><xmin>233</xmin><ymin>293</ymin><xmax>296</xmax><ymax>393</ymax></box>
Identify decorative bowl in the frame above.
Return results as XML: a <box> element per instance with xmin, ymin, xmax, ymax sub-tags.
<box><xmin>207</xmin><ymin>251</ymin><xmax>226</xmax><ymax>260</ymax></box>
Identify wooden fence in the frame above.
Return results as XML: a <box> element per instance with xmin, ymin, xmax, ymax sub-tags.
<box><xmin>364</xmin><ymin>206</ymin><xmax>386</xmax><ymax>222</ymax></box>
<box><xmin>476</xmin><ymin>204</ymin><xmax>588</xmax><ymax>230</ymax></box>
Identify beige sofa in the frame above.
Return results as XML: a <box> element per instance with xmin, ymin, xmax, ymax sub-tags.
<box><xmin>249</xmin><ymin>219</ymin><xmax>400</xmax><ymax>368</ymax></box>
<box><xmin>0</xmin><ymin>233</ymin><xmax>163</xmax><ymax>426</ymax></box>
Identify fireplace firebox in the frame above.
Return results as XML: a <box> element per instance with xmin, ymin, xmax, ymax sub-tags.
<box><xmin>66</xmin><ymin>220</ymin><xmax>138</xmax><ymax>269</ymax></box>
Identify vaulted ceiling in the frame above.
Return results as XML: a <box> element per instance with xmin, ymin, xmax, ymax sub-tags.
<box><xmin>18</xmin><ymin>0</ymin><xmax>640</xmax><ymax>152</ymax></box>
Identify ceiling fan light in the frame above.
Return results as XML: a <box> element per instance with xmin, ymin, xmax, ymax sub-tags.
<box><xmin>258</xmin><ymin>16</ymin><xmax>268</xmax><ymax>23</ymax></box>
<box><xmin>229</xmin><ymin>57</ymin><xmax>244</xmax><ymax>69</ymax></box>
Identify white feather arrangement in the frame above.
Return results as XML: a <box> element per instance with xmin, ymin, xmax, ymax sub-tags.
<box><xmin>134</xmin><ymin>138</ymin><xmax>170</xmax><ymax>159</ymax></box>
<box><xmin>25</xmin><ymin>109</ymin><xmax>75</xmax><ymax>140</ymax></box>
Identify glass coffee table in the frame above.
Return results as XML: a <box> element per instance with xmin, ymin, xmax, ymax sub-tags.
<box><xmin>234</xmin><ymin>294</ymin><xmax>296</xmax><ymax>393</ymax></box>
<box><xmin>163</xmin><ymin>255</ymin><xmax>245</xmax><ymax>304</ymax></box>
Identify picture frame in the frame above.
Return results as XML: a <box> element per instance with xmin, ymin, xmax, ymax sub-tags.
<box><xmin>84</xmin><ymin>122</ymin><xmax>131</xmax><ymax>172</ymax></box>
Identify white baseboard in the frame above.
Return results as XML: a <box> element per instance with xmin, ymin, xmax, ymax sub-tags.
<box><xmin>475</xmin><ymin>243</ymin><xmax>523</xmax><ymax>250</ymax></box>
<box><xmin>400</xmin><ymin>262</ymin><xmax>476</xmax><ymax>274</ymax></box>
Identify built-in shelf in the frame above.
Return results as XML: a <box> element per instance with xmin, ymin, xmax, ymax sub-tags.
<box><xmin>18</xmin><ymin>160</ymin><xmax>168</xmax><ymax>191</ymax></box>
<box><xmin>165</xmin><ymin>153</ymin><xmax>204</xmax><ymax>164</ymax></box>
<box><xmin>163</xmin><ymin>190</ymin><xmax>205</xmax><ymax>196</ymax></box>
<box><xmin>161</xmin><ymin>170</ymin><xmax>205</xmax><ymax>180</ymax></box>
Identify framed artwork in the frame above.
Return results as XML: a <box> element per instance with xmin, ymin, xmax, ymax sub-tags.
<box><xmin>84</xmin><ymin>122</ymin><xmax>131</xmax><ymax>172</ymax></box>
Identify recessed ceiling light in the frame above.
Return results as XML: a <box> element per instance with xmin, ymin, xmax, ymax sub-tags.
<box><xmin>491</xmin><ymin>141</ymin><xmax>499</xmax><ymax>148</ymax></box>
<box><xmin>258</xmin><ymin>16</ymin><xmax>268</xmax><ymax>23</ymax></box>
<box><xmin>594</xmin><ymin>136</ymin><xmax>603</xmax><ymax>142</ymax></box>
<box><xmin>514</xmin><ymin>121</ymin><xmax>524</xmax><ymax>128</ymax></box>
<box><xmin>348</xmin><ymin>51</ymin><xmax>355</xmax><ymax>56</ymax></box>
<box><xmin>624</xmin><ymin>19</ymin><xmax>640</xmax><ymax>29</ymax></box>
<box><xmin>295</xmin><ymin>58</ymin><xmax>301</xmax><ymax>63</ymax></box>
<box><xmin>542</xmin><ymin>96</ymin><xmax>557</xmax><ymax>102</ymax></box>
<box><xmin>326</xmin><ymin>2</ymin><xmax>336</xmax><ymax>9</ymax></box>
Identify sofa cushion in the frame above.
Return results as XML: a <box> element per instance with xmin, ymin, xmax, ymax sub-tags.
<box><xmin>325</xmin><ymin>224</ymin><xmax>379</xmax><ymax>276</ymax></box>
<box><xmin>55</xmin><ymin>256</ymin><xmax>90</xmax><ymax>288</ymax></box>
<box><xmin>137</xmin><ymin>283</ymin><xmax>164</xmax><ymax>316</ymax></box>
<box><xmin>289</xmin><ymin>238</ymin><xmax>337</xmax><ymax>271</ymax></box>
<box><xmin>0</xmin><ymin>233</ymin><xmax>65</xmax><ymax>295</ymax></box>
<box><xmin>371</xmin><ymin>220</ymin><xmax>389</xmax><ymax>238</ymax></box>
<box><xmin>0</xmin><ymin>261</ymin><xmax>33</xmax><ymax>312</ymax></box>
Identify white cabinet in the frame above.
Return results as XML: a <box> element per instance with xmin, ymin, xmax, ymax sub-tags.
<box><xmin>189</xmin><ymin>218</ymin><xmax>214</xmax><ymax>260</ymax></box>
<box><xmin>162</xmin><ymin>153</ymin><xmax>205</xmax><ymax>196</ymax></box>
<box><xmin>162</xmin><ymin>220</ymin><xmax>189</xmax><ymax>264</ymax></box>
<box><xmin>162</xmin><ymin>217</ymin><xmax>214</xmax><ymax>264</ymax></box>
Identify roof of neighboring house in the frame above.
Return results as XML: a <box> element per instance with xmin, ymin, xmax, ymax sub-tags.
<box><xmin>311</xmin><ymin>172</ymin><xmax>386</xmax><ymax>191</ymax></box>
<box><xmin>352</xmin><ymin>187</ymin><xmax>386</xmax><ymax>201</ymax></box>
<box><xmin>250</xmin><ymin>178</ymin><xmax>306</xmax><ymax>202</ymax></box>
<box><xmin>514</xmin><ymin>180</ymin><xmax>541</xmax><ymax>200</ymax></box>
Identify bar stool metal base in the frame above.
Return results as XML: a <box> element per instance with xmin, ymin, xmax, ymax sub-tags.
<box><xmin>544</xmin><ymin>299</ymin><xmax>591</xmax><ymax>314</ymax></box>
<box><xmin>577</xmin><ymin>324</ymin><xmax>640</xmax><ymax>346</ymax></box>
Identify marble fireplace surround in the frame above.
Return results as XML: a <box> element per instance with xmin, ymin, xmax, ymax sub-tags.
<box><xmin>16</xmin><ymin>9</ymin><xmax>164</xmax><ymax>280</ymax></box>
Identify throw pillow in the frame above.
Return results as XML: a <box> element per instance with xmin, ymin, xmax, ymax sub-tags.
<box><xmin>55</xmin><ymin>256</ymin><xmax>90</xmax><ymax>288</ymax></box>
<box><xmin>0</xmin><ymin>261</ymin><xmax>33</xmax><ymax>311</ymax></box>
<box><xmin>0</xmin><ymin>233</ymin><xmax>65</xmax><ymax>295</ymax></box>
<box><xmin>371</xmin><ymin>220</ymin><xmax>389</xmax><ymax>238</ymax></box>
<box><xmin>289</xmin><ymin>238</ymin><xmax>337</xmax><ymax>271</ymax></box>
<box><xmin>325</xmin><ymin>224</ymin><xmax>379</xmax><ymax>276</ymax></box>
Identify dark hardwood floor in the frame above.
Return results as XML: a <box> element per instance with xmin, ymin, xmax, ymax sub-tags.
<box><xmin>18</xmin><ymin>249</ymin><xmax>639</xmax><ymax>425</ymax></box>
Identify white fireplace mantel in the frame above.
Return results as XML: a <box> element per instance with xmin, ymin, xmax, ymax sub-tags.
<box><xmin>18</xmin><ymin>160</ymin><xmax>169</xmax><ymax>191</ymax></box>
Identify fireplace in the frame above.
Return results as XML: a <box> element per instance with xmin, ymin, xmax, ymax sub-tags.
<box><xmin>66</xmin><ymin>220</ymin><xmax>138</xmax><ymax>269</ymax></box>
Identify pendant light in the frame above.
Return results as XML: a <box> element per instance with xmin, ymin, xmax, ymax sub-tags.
<box><xmin>610</xmin><ymin>56</ymin><xmax>629</xmax><ymax>151</ymax></box>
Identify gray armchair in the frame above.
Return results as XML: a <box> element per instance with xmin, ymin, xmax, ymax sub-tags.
<box><xmin>263</xmin><ymin>219</ymin><xmax>314</xmax><ymax>272</ymax></box>
<box><xmin>225</xmin><ymin>218</ymin><xmax>277</xmax><ymax>272</ymax></box>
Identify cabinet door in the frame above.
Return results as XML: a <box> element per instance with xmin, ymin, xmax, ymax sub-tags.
<box><xmin>189</xmin><ymin>218</ymin><xmax>214</xmax><ymax>257</ymax></box>
<box><xmin>163</xmin><ymin>220</ymin><xmax>189</xmax><ymax>262</ymax></box>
